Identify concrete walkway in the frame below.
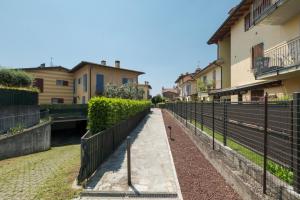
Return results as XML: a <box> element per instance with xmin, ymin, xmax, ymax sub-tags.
<box><xmin>80</xmin><ymin>109</ymin><xmax>182</xmax><ymax>200</ymax></box>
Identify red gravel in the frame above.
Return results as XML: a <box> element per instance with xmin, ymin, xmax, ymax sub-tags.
<box><xmin>162</xmin><ymin>110</ymin><xmax>240</xmax><ymax>200</ymax></box>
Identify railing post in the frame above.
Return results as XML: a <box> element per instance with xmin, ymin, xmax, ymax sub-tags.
<box><xmin>223</xmin><ymin>99</ymin><xmax>227</xmax><ymax>146</ymax></box>
<box><xmin>290</xmin><ymin>100</ymin><xmax>294</xmax><ymax>172</ymax></box>
<box><xmin>293</xmin><ymin>92</ymin><xmax>300</xmax><ymax>193</ymax></box>
<box><xmin>194</xmin><ymin>100</ymin><xmax>197</xmax><ymax>135</ymax></box>
<box><xmin>185</xmin><ymin>99</ymin><xmax>188</xmax><ymax>127</ymax></box>
<box><xmin>201</xmin><ymin>100</ymin><xmax>204</xmax><ymax>131</ymax></box>
<box><xmin>263</xmin><ymin>93</ymin><xmax>268</xmax><ymax>194</ymax></box>
<box><xmin>212</xmin><ymin>97</ymin><xmax>215</xmax><ymax>150</ymax></box>
<box><xmin>127</xmin><ymin>136</ymin><xmax>132</xmax><ymax>186</ymax></box>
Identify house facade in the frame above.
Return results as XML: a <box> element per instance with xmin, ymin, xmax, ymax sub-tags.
<box><xmin>162</xmin><ymin>87</ymin><xmax>179</xmax><ymax>101</ymax></box>
<box><xmin>138</xmin><ymin>81</ymin><xmax>152</xmax><ymax>100</ymax></box>
<box><xmin>194</xmin><ymin>61</ymin><xmax>222</xmax><ymax>101</ymax></box>
<box><xmin>208</xmin><ymin>0</ymin><xmax>300</xmax><ymax>101</ymax></box>
<box><xmin>23</xmin><ymin>60</ymin><xmax>144</xmax><ymax>104</ymax></box>
<box><xmin>175</xmin><ymin>73</ymin><xmax>197</xmax><ymax>101</ymax></box>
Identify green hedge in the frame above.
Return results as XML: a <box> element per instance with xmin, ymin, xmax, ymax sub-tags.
<box><xmin>0</xmin><ymin>68</ymin><xmax>33</xmax><ymax>87</ymax></box>
<box><xmin>88</xmin><ymin>97</ymin><xmax>151</xmax><ymax>134</ymax></box>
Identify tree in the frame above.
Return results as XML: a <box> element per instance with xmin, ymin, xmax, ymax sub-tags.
<box><xmin>104</xmin><ymin>83</ymin><xmax>145</xmax><ymax>100</ymax></box>
<box><xmin>151</xmin><ymin>95</ymin><xmax>163</xmax><ymax>106</ymax></box>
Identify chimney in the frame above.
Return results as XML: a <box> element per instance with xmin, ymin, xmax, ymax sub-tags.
<box><xmin>101</xmin><ymin>60</ymin><xmax>106</xmax><ymax>65</ymax></box>
<box><xmin>115</xmin><ymin>60</ymin><xmax>120</xmax><ymax>68</ymax></box>
<box><xmin>145</xmin><ymin>81</ymin><xmax>149</xmax><ymax>85</ymax></box>
<box><xmin>40</xmin><ymin>63</ymin><xmax>46</xmax><ymax>68</ymax></box>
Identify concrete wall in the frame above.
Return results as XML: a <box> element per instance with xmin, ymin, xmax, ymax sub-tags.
<box><xmin>0</xmin><ymin>105</ymin><xmax>40</xmax><ymax>134</ymax></box>
<box><xmin>25</xmin><ymin>68</ymin><xmax>74</xmax><ymax>104</ymax></box>
<box><xmin>0</xmin><ymin>120</ymin><xmax>51</xmax><ymax>160</ymax></box>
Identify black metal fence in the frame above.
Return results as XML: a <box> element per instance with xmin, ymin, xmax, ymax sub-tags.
<box><xmin>77</xmin><ymin>108</ymin><xmax>150</xmax><ymax>183</ymax></box>
<box><xmin>165</xmin><ymin>93</ymin><xmax>300</xmax><ymax>198</ymax></box>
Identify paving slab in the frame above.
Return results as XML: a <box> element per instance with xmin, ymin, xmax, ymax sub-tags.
<box><xmin>80</xmin><ymin>109</ymin><xmax>182</xmax><ymax>200</ymax></box>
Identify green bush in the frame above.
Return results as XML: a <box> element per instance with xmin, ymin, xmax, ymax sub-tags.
<box><xmin>157</xmin><ymin>102</ymin><xmax>166</xmax><ymax>108</ymax></box>
<box><xmin>88</xmin><ymin>97</ymin><xmax>151</xmax><ymax>134</ymax></box>
<box><xmin>0</xmin><ymin>68</ymin><xmax>33</xmax><ymax>87</ymax></box>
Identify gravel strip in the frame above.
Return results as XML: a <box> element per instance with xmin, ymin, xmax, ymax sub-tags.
<box><xmin>162</xmin><ymin>110</ymin><xmax>241</xmax><ymax>200</ymax></box>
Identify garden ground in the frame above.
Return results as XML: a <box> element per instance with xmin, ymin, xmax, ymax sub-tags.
<box><xmin>0</xmin><ymin>134</ymin><xmax>82</xmax><ymax>200</ymax></box>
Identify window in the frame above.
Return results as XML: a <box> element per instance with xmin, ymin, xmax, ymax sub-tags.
<box><xmin>56</xmin><ymin>80</ymin><xmax>68</xmax><ymax>86</ymax></box>
<box><xmin>51</xmin><ymin>98</ymin><xmax>64</xmax><ymax>104</ymax></box>
<box><xmin>252</xmin><ymin>43</ymin><xmax>264</xmax><ymax>69</ymax></box>
<box><xmin>96</xmin><ymin>74</ymin><xmax>104</xmax><ymax>95</ymax></box>
<box><xmin>186</xmin><ymin>84</ymin><xmax>191</xmax><ymax>96</ymax></box>
<box><xmin>251</xmin><ymin>90</ymin><xmax>264</xmax><ymax>102</ymax></box>
<box><xmin>73</xmin><ymin>97</ymin><xmax>77</xmax><ymax>104</ymax></box>
<box><xmin>33</xmin><ymin>78</ymin><xmax>44</xmax><ymax>93</ymax></box>
<box><xmin>78</xmin><ymin>78</ymin><xmax>81</xmax><ymax>84</ymax></box>
<box><xmin>83</xmin><ymin>74</ymin><xmax>87</xmax><ymax>92</ymax></box>
<box><xmin>244</xmin><ymin>13</ymin><xmax>251</xmax><ymax>31</ymax></box>
<box><xmin>212</xmin><ymin>70</ymin><xmax>216</xmax><ymax>89</ymax></box>
<box><xmin>122</xmin><ymin>78</ymin><xmax>129</xmax><ymax>85</ymax></box>
<box><xmin>203</xmin><ymin>76</ymin><xmax>207</xmax><ymax>85</ymax></box>
<box><xmin>73</xmin><ymin>79</ymin><xmax>76</xmax><ymax>94</ymax></box>
<box><xmin>82</xmin><ymin>96</ymin><xmax>86</xmax><ymax>104</ymax></box>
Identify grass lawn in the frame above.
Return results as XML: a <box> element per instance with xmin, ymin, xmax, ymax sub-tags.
<box><xmin>189</xmin><ymin>119</ymin><xmax>293</xmax><ymax>185</ymax></box>
<box><xmin>0</xmin><ymin>144</ymin><xmax>81</xmax><ymax>200</ymax></box>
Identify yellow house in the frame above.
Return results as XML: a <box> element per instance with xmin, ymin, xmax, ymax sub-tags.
<box><xmin>138</xmin><ymin>81</ymin><xmax>152</xmax><ymax>100</ymax></box>
<box><xmin>175</xmin><ymin>72</ymin><xmax>197</xmax><ymax>101</ymax></box>
<box><xmin>23</xmin><ymin>60</ymin><xmax>144</xmax><ymax>104</ymax></box>
<box><xmin>22</xmin><ymin>65</ymin><xmax>74</xmax><ymax>104</ymax></box>
<box><xmin>208</xmin><ymin>0</ymin><xmax>300</xmax><ymax>101</ymax></box>
<box><xmin>193</xmin><ymin>60</ymin><xmax>223</xmax><ymax>101</ymax></box>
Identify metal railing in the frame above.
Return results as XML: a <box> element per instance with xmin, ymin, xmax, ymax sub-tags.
<box><xmin>253</xmin><ymin>0</ymin><xmax>277</xmax><ymax>22</ymax></box>
<box><xmin>165</xmin><ymin>94</ymin><xmax>300</xmax><ymax>199</ymax></box>
<box><xmin>255</xmin><ymin>36</ymin><xmax>300</xmax><ymax>76</ymax></box>
<box><xmin>77</xmin><ymin>108</ymin><xmax>150</xmax><ymax>183</ymax></box>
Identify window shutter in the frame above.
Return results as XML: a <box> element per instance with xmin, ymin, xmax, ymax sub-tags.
<box><xmin>252</xmin><ymin>43</ymin><xmax>264</xmax><ymax>68</ymax></box>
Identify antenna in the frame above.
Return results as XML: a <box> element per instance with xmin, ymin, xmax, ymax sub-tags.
<box><xmin>50</xmin><ymin>57</ymin><xmax>54</xmax><ymax>66</ymax></box>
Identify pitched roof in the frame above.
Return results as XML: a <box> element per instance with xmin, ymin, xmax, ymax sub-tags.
<box><xmin>162</xmin><ymin>88</ymin><xmax>179</xmax><ymax>94</ymax></box>
<box><xmin>193</xmin><ymin>59</ymin><xmax>223</xmax><ymax>78</ymax></box>
<box><xmin>20</xmin><ymin>66</ymin><xmax>70</xmax><ymax>72</ymax></box>
<box><xmin>70</xmin><ymin>61</ymin><xmax>144</xmax><ymax>75</ymax></box>
<box><xmin>175</xmin><ymin>73</ymin><xmax>195</xmax><ymax>84</ymax></box>
<box><xmin>207</xmin><ymin>0</ymin><xmax>252</xmax><ymax>44</ymax></box>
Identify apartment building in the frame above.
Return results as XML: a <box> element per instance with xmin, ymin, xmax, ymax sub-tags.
<box><xmin>138</xmin><ymin>81</ymin><xmax>152</xmax><ymax>100</ymax></box>
<box><xmin>23</xmin><ymin>60</ymin><xmax>144</xmax><ymax>104</ymax></box>
<box><xmin>162</xmin><ymin>87</ymin><xmax>179</xmax><ymax>101</ymax></box>
<box><xmin>193</xmin><ymin>61</ymin><xmax>222</xmax><ymax>101</ymax></box>
<box><xmin>175</xmin><ymin>72</ymin><xmax>197</xmax><ymax>101</ymax></box>
<box><xmin>208</xmin><ymin>0</ymin><xmax>300</xmax><ymax>101</ymax></box>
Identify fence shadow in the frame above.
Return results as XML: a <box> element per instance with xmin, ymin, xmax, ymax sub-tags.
<box><xmin>85</xmin><ymin>114</ymin><xmax>150</xmax><ymax>189</ymax></box>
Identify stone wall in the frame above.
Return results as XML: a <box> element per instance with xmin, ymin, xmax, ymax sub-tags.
<box><xmin>0</xmin><ymin>120</ymin><xmax>51</xmax><ymax>160</ymax></box>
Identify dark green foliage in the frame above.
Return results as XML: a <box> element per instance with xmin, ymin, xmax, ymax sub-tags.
<box><xmin>151</xmin><ymin>95</ymin><xmax>163</xmax><ymax>106</ymax></box>
<box><xmin>88</xmin><ymin>97</ymin><xmax>150</xmax><ymax>134</ymax></box>
<box><xmin>0</xmin><ymin>88</ymin><xmax>38</xmax><ymax>105</ymax></box>
<box><xmin>0</xmin><ymin>68</ymin><xmax>33</xmax><ymax>87</ymax></box>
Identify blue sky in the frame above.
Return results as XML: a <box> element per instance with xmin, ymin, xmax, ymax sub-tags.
<box><xmin>0</xmin><ymin>0</ymin><xmax>239</xmax><ymax>95</ymax></box>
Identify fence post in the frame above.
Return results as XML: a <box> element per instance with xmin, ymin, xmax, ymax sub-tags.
<box><xmin>127</xmin><ymin>136</ymin><xmax>132</xmax><ymax>186</ymax></box>
<box><xmin>212</xmin><ymin>97</ymin><xmax>215</xmax><ymax>150</ymax></box>
<box><xmin>263</xmin><ymin>93</ymin><xmax>268</xmax><ymax>194</ymax></box>
<box><xmin>185</xmin><ymin>99</ymin><xmax>188</xmax><ymax>127</ymax></box>
<box><xmin>223</xmin><ymin>99</ymin><xmax>227</xmax><ymax>146</ymax></box>
<box><xmin>293</xmin><ymin>92</ymin><xmax>300</xmax><ymax>193</ymax></box>
<box><xmin>290</xmin><ymin>100</ymin><xmax>294</xmax><ymax>172</ymax></box>
<box><xmin>194</xmin><ymin>100</ymin><xmax>197</xmax><ymax>135</ymax></box>
<box><xmin>201</xmin><ymin>100</ymin><xmax>204</xmax><ymax>131</ymax></box>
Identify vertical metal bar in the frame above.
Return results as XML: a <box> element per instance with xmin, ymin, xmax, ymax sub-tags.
<box><xmin>291</xmin><ymin>100</ymin><xmax>294</xmax><ymax>172</ymax></box>
<box><xmin>223</xmin><ymin>100</ymin><xmax>227</xmax><ymax>146</ymax></box>
<box><xmin>263</xmin><ymin>93</ymin><xmax>268</xmax><ymax>194</ymax></box>
<box><xmin>186</xmin><ymin>99</ymin><xmax>188</xmax><ymax>127</ymax></box>
<box><xmin>194</xmin><ymin>100</ymin><xmax>197</xmax><ymax>135</ymax></box>
<box><xmin>212</xmin><ymin>97</ymin><xmax>215</xmax><ymax>150</ymax></box>
<box><xmin>293</xmin><ymin>92</ymin><xmax>300</xmax><ymax>193</ymax></box>
<box><xmin>127</xmin><ymin>136</ymin><xmax>132</xmax><ymax>186</ymax></box>
<box><xmin>201</xmin><ymin>100</ymin><xmax>204</xmax><ymax>131</ymax></box>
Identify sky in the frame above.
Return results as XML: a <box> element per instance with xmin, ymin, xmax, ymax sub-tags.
<box><xmin>0</xmin><ymin>0</ymin><xmax>239</xmax><ymax>95</ymax></box>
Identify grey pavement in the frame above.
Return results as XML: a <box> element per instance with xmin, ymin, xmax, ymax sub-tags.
<box><xmin>80</xmin><ymin>108</ymin><xmax>182</xmax><ymax>200</ymax></box>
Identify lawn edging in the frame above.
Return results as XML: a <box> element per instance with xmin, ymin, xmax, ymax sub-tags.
<box><xmin>164</xmin><ymin>109</ymin><xmax>299</xmax><ymax>200</ymax></box>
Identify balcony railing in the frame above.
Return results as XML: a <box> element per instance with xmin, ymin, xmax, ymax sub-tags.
<box><xmin>253</xmin><ymin>0</ymin><xmax>278</xmax><ymax>22</ymax></box>
<box><xmin>254</xmin><ymin>36</ymin><xmax>300</xmax><ymax>76</ymax></box>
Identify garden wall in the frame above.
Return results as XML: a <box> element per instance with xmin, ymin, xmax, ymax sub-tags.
<box><xmin>0</xmin><ymin>120</ymin><xmax>51</xmax><ymax>160</ymax></box>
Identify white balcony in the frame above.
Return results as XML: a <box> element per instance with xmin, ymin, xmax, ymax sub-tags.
<box><xmin>254</xmin><ymin>0</ymin><xmax>300</xmax><ymax>25</ymax></box>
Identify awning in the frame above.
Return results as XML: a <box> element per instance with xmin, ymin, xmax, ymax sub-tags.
<box><xmin>209</xmin><ymin>80</ymin><xmax>282</xmax><ymax>97</ymax></box>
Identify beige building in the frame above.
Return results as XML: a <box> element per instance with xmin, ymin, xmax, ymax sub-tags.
<box><xmin>23</xmin><ymin>60</ymin><xmax>144</xmax><ymax>104</ymax></box>
<box><xmin>175</xmin><ymin>72</ymin><xmax>197</xmax><ymax>101</ymax></box>
<box><xmin>208</xmin><ymin>0</ymin><xmax>300</xmax><ymax>101</ymax></box>
<box><xmin>162</xmin><ymin>87</ymin><xmax>179</xmax><ymax>101</ymax></box>
<box><xmin>138</xmin><ymin>81</ymin><xmax>152</xmax><ymax>100</ymax></box>
<box><xmin>194</xmin><ymin>61</ymin><xmax>222</xmax><ymax>101</ymax></box>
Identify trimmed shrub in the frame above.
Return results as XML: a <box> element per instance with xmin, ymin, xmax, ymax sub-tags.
<box><xmin>88</xmin><ymin>97</ymin><xmax>151</xmax><ymax>134</ymax></box>
<box><xmin>0</xmin><ymin>68</ymin><xmax>33</xmax><ymax>87</ymax></box>
<box><xmin>157</xmin><ymin>102</ymin><xmax>166</xmax><ymax>109</ymax></box>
